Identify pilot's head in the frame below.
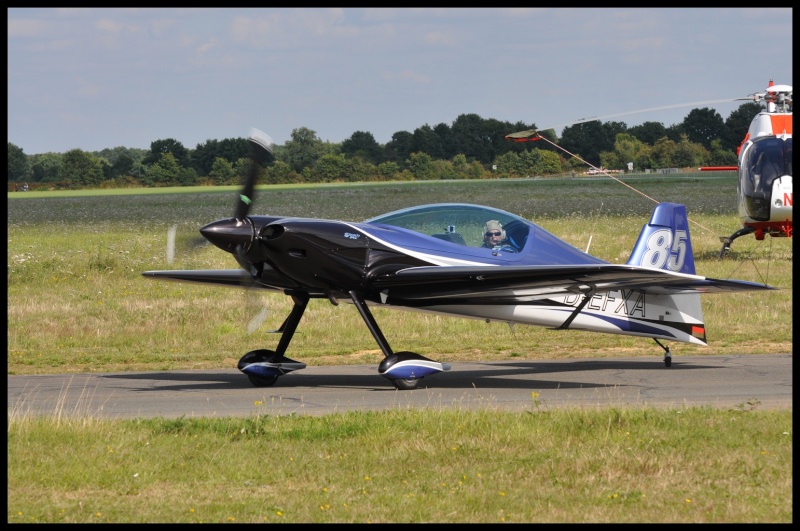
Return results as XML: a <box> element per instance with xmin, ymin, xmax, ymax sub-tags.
<box><xmin>483</xmin><ymin>220</ymin><xmax>504</xmax><ymax>245</ymax></box>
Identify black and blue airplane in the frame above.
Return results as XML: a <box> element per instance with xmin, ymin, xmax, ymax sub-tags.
<box><xmin>143</xmin><ymin>129</ymin><xmax>775</xmax><ymax>390</ymax></box>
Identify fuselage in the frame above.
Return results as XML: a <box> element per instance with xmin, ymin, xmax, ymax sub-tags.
<box><xmin>200</xmin><ymin>203</ymin><xmax>706</xmax><ymax>345</ymax></box>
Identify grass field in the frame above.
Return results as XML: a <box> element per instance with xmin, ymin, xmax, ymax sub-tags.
<box><xmin>7</xmin><ymin>175</ymin><xmax>793</xmax><ymax>522</ymax></box>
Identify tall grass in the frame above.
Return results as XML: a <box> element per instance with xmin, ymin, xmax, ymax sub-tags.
<box><xmin>7</xmin><ymin>407</ymin><xmax>792</xmax><ymax>522</ymax></box>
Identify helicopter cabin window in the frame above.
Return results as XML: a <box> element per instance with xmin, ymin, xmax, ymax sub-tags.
<box><xmin>743</xmin><ymin>137</ymin><xmax>791</xmax><ymax>197</ymax></box>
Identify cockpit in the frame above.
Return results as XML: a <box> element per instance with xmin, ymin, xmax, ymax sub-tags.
<box><xmin>366</xmin><ymin>203</ymin><xmax>530</xmax><ymax>252</ymax></box>
<box><xmin>740</xmin><ymin>136</ymin><xmax>793</xmax><ymax>220</ymax></box>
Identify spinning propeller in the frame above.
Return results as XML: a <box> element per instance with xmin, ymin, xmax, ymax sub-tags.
<box><xmin>166</xmin><ymin>224</ymin><xmax>210</xmax><ymax>265</ymax></box>
<box><xmin>190</xmin><ymin>128</ymin><xmax>277</xmax><ymax>333</ymax></box>
<box><xmin>199</xmin><ymin>128</ymin><xmax>274</xmax><ymax>267</ymax></box>
<box><xmin>232</xmin><ymin>128</ymin><xmax>275</xmax><ymax>333</ymax></box>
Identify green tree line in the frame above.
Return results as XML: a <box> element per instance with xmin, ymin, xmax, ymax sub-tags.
<box><xmin>8</xmin><ymin>103</ymin><xmax>761</xmax><ymax>190</ymax></box>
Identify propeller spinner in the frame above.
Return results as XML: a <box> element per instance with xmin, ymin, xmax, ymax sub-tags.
<box><xmin>200</xmin><ymin>128</ymin><xmax>275</xmax><ymax>257</ymax></box>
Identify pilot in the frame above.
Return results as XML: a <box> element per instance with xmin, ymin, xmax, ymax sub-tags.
<box><xmin>481</xmin><ymin>220</ymin><xmax>516</xmax><ymax>252</ymax></box>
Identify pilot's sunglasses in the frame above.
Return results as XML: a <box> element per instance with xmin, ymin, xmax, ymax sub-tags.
<box><xmin>486</xmin><ymin>231</ymin><xmax>502</xmax><ymax>237</ymax></box>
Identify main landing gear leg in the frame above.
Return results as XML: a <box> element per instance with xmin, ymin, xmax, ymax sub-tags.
<box><xmin>348</xmin><ymin>291</ymin><xmax>450</xmax><ymax>390</ymax></box>
<box><xmin>237</xmin><ymin>292</ymin><xmax>309</xmax><ymax>387</ymax></box>
<box><xmin>653</xmin><ymin>338</ymin><xmax>671</xmax><ymax>367</ymax></box>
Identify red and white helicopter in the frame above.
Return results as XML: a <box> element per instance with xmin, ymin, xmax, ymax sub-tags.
<box><xmin>507</xmin><ymin>80</ymin><xmax>793</xmax><ymax>258</ymax></box>
<box><xmin>711</xmin><ymin>80</ymin><xmax>793</xmax><ymax>257</ymax></box>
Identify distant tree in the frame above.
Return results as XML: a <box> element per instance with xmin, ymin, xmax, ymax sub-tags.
<box><xmin>560</xmin><ymin>121</ymin><xmax>612</xmax><ymax>167</ymax></box>
<box><xmin>265</xmin><ymin>160</ymin><xmax>292</xmax><ymax>184</ymax></box>
<box><xmin>107</xmin><ymin>153</ymin><xmax>135</xmax><ymax>179</ymax></box>
<box><xmin>345</xmin><ymin>158</ymin><xmax>377</xmax><ymax>183</ymax></box>
<box><xmin>142</xmin><ymin>152</ymin><xmax>180</xmax><ymax>186</ymax></box>
<box><xmin>664</xmin><ymin>123</ymin><xmax>686</xmax><ymax>143</ymax></box>
<box><xmin>650</xmin><ymin>137</ymin><xmax>678</xmax><ymax>169</ymax></box>
<box><xmin>451</xmin><ymin>153</ymin><xmax>470</xmax><ymax>177</ymax></box>
<box><xmin>603</xmin><ymin>121</ymin><xmax>628</xmax><ymax>141</ymax></box>
<box><xmin>609</xmin><ymin>133</ymin><xmax>651</xmax><ymax>171</ymax></box>
<box><xmin>433</xmin><ymin>123</ymin><xmax>456</xmax><ymax>159</ymax></box>
<box><xmin>377</xmin><ymin>161</ymin><xmax>400</xmax><ymax>178</ymax></box>
<box><xmin>406</xmin><ymin>151</ymin><xmax>434</xmax><ymax>179</ymax></box>
<box><xmin>314</xmin><ymin>153</ymin><xmax>348</xmax><ymax>182</ymax></box>
<box><xmin>175</xmin><ymin>166</ymin><xmax>199</xmax><ymax>186</ymax></box>
<box><xmin>430</xmin><ymin>159</ymin><xmax>458</xmax><ymax>180</ymax></box>
<box><xmin>672</xmin><ymin>134</ymin><xmax>710</xmax><ymax>168</ymax></box>
<box><xmin>412</xmin><ymin>124</ymin><xmax>445</xmax><ymax>160</ymax></box>
<box><xmin>467</xmin><ymin>160</ymin><xmax>486</xmax><ymax>179</ymax></box>
<box><xmin>232</xmin><ymin>157</ymin><xmax>251</xmax><ymax>182</ymax></box>
<box><xmin>483</xmin><ymin>117</ymin><xmax>520</xmax><ymax>162</ymax></box>
<box><xmin>216</xmin><ymin>137</ymin><xmax>251</xmax><ymax>164</ymax></box>
<box><xmin>707</xmin><ymin>138</ymin><xmax>738</xmax><ymax>167</ymax></box>
<box><xmin>94</xmin><ymin>146</ymin><xmax>147</xmax><ymax>168</ymax></box>
<box><xmin>628</xmin><ymin>121</ymin><xmax>668</xmax><ymax>145</ymax></box>
<box><xmin>144</xmin><ymin>138</ymin><xmax>189</xmax><ymax>167</ymax></box>
<box><xmin>8</xmin><ymin>143</ymin><xmax>32</xmax><ymax>182</ymax></box>
<box><xmin>60</xmin><ymin>149</ymin><xmax>104</xmax><ymax>187</ymax></box>
<box><xmin>341</xmin><ymin>131</ymin><xmax>384</xmax><ymax>164</ymax></box>
<box><xmin>492</xmin><ymin>151</ymin><xmax>521</xmax><ymax>176</ymax></box>
<box><xmin>530</xmin><ymin>149</ymin><xmax>562</xmax><ymax>175</ymax></box>
<box><xmin>520</xmin><ymin>149</ymin><xmax>561</xmax><ymax>175</ymax></box>
<box><xmin>208</xmin><ymin>157</ymin><xmax>236</xmax><ymax>185</ymax></box>
<box><xmin>384</xmin><ymin>130</ymin><xmax>414</xmax><ymax>164</ymax></box>
<box><xmin>282</xmin><ymin>127</ymin><xmax>326</xmax><ymax>173</ymax></box>
<box><xmin>192</xmin><ymin>139</ymin><xmax>221</xmax><ymax>175</ymax></box>
<box><xmin>681</xmin><ymin>108</ymin><xmax>727</xmax><ymax>150</ymax></box>
<box><xmin>450</xmin><ymin>113</ymin><xmax>492</xmax><ymax>163</ymax></box>
<box><xmin>30</xmin><ymin>152</ymin><xmax>63</xmax><ymax>182</ymax></box>
<box><xmin>191</xmin><ymin>137</ymin><xmax>253</xmax><ymax>177</ymax></box>
<box><xmin>129</xmin><ymin>160</ymin><xmax>147</xmax><ymax>180</ymax></box>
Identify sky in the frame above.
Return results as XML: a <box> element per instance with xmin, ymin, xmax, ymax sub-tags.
<box><xmin>7</xmin><ymin>7</ymin><xmax>793</xmax><ymax>155</ymax></box>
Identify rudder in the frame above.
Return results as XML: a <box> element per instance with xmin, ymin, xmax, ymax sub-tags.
<box><xmin>627</xmin><ymin>203</ymin><xmax>696</xmax><ymax>275</ymax></box>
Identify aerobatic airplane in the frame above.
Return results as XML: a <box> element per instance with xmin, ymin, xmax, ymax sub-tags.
<box><xmin>143</xmin><ymin>129</ymin><xmax>775</xmax><ymax>390</ymax></box>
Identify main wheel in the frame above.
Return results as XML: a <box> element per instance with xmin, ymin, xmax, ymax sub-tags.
<box><xmin>239</xmin><ymin>349</ymin><xmax>280</xmax><ymax>387</ymax></box>
<box><xmin>392</xmin><ymin>378</ymin><xmax>421</xmax><ymax>390</ymax></box>
<box><xmin>247</xmin><ymin>374</ymin><xmax>279</xmax><ymax>387</ymax></box>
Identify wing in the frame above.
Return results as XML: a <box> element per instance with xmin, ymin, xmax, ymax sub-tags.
<box><xmin>142</xmin><ymin>269</ymin><xmax>291</xmax><ymax>292</ymax></box>
<box><xmin>373</xmin><ymin>264</ymin><xmax>775</xmax><ymax>301</ymax></box>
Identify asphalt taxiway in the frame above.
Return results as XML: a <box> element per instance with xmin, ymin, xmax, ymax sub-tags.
<box><xmin>7</xmin><ymin>354</ymin><xmax>792</xmax><ymax>419</ymax></box>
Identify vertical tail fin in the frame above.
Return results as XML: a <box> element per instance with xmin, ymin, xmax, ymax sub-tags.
<box><xmin>627</xmin><ymin>203</ymin><xmax>696</xmax><ymax>275</ymax></box>
<box><xmin>626</xmin><ymin>203</ymin><xmax>706</xmax><ymax>344</ymax></box>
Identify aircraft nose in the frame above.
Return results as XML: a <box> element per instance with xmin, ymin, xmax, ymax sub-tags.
<box><xmin>200</xmin><ymin>217</ymin><xmax>254</xmax><ymax>254</ymax></box>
